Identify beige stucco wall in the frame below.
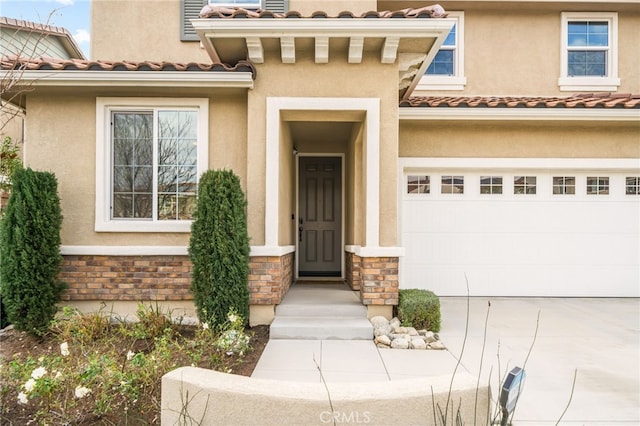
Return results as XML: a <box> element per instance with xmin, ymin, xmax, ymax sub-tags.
<box><xmin>91</xmin><ymin>0</ymin><xmax>210</xmax><ymax>62</ymax></box>
<box><xmin>23</xmin><ymin>91</ymin><xmax>248</xmax><ymax>247</ymax></box>
<box><xmin>246</xmin><ymin>57</ymin><xmax>399</xmax><ymax>247</ymax></box>
<box><xmin>399</xmin><ymin>120</ymin><xmax>640</xmax><ymax>158</ymax></box>
<box><xmin>410</xmin><ymin>4</ymin><xmax>639</xmax><ymax>96</ymax></box>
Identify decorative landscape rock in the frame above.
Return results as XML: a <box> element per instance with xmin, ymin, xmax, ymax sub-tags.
<box><xmin>370</xmin><ymin>317</ymin><xmax>446</xmax><ymax>350</ymax></box>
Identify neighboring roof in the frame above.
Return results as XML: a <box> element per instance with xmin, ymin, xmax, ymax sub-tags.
<box><xmin>0</xmin><ymin>16</ymin><xmax>85</xmax><ymax>60</ymax></box>
<box><xmin>0</xmin><ymin>56</ymin><xmax>256</xmax><ymax>76</ymax></box>
<box><xmin>402</xmin><ymin>94</ymin><xmax>640</xmax><ymax>109</ymax></box>
<box><xmin>198</xmin><ymin>5</ymin><xmax>447</xmax><ymax>19</ymax></box>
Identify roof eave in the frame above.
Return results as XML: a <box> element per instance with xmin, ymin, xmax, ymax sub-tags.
<box><xmin>192</xmin><ymin>17</ymin><xmax>454</xmax><ymax>98</ymax></box>
<box><xmin>0</xmin><ymin>70</ymin><xmax>255</xmax><ymax>88</ymax></box>
<box><xmin>399</xmin><ymin>107</ymin><xmax>640</xmax><ymax>122</ymax></box>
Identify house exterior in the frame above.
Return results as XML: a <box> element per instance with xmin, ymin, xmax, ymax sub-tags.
<box><xmin>1</xmin><ymin>0</ymin><xmax>638</xmax><ymax>325</ymax></box>
<box><xmin>1</xmin><ymin>17</ymin><xmax>86</xmax><ymax>207</ymax></box>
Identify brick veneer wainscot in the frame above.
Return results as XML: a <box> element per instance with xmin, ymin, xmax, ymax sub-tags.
<box><xmin>359</xmin><ymin>256</ymin><xmax>399</xmax><ymax>305</ymax></box>
<box><xmin>248</xmin><ymin>253</ymin><xmax>294</xmax><ymax>305</ymax></box>
<box><xmin>60</xmin><ymin>255</ymin><xmax>192</xmax><ymax>301</ymax></box>
<box><xmin>61</xmin><ymin>253</ymin><xmax>294</xmax><ymax>304</ymax></box>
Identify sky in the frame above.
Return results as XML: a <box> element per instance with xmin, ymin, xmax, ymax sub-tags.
<box><xmin>0</xmin><ymin>0</ymin><xmax>91</xmax><ymax>57</ymax></box>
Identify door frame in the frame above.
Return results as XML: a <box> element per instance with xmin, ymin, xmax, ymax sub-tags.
<box><xmin>295</xmin><ymin>153</ymin><xmax>345</xmax><ymax>280</ymax></box>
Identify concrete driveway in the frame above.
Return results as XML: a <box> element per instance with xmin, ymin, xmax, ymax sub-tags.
<box><xmin>438</xmin><ymin>297</ymin><xmax>640</xmax><ymax>425</ymax></box>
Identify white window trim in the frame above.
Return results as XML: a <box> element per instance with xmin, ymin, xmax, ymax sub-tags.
<box><xmin>559</xmin><ymin>12</ymin><xmax>620</xmax><ymax>92</ymax></box>
<box><xmin>416</xmin><ymin>13</ymin><xmax>466</xmax><ymax>91</ymax></box>
<box><xmin>95</xmin><ymin>97</ymin><xmax>209</xmax><ymax>233</ymax></box>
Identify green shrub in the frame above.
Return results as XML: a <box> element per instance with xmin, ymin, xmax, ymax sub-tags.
<box><xmin>0</xmin><ymin>167</ymin><xmax>66</xmax><ymax>335</ymax></box>
<box><xmin>189</xmin><ymin>169</ymin><xmax>250</xmax><ymax>327</ymax></box>
<box><xmin>398</xmin><ymin>288</ymin><xmax>441</xmax><ymax>332</ymax></box>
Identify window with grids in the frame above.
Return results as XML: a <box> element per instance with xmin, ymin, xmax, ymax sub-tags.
<box><xmin>441</xmin><ymin>176</ymin><xmax>464</xmax><ymax>194</ymax></box>
<box><xmin>480</xmin><ymin>176</ymin><xmax>502</xmax><ymax>194</ymax></box>
<box><xmin>418</xmin><ymin>13</ymin><xmax>465</xmax><ymax>91</ymax></box>
<box><xmin>553</xmin><ymin>176</ymin><xmax>576</xmax><ymax>195</ymax></box>
<box><xmin>586</xmin><ymin>176</ymin><xmax>609</xmax><ymax>195</ymax></box>
<box><xmin>111</xmin><ymin>109</ymin><xmax>199</xmax><ymax>221</ymax></box>
<box><xmin>626</xmin><ymin>177</ymin><xmax>640</xmax><ymax>195</ymax></box>
<box><xmin>426</xmin><ymin>24</ymin><xmax>457</xmax><ymax>76</ymax></box>
<box><xmin>407</xmin><ymin>175</ymin><xmax>430</xmax><ymax>194</ymax></box>
<box><xmin>559</xmin><ymin>12</ymin><xmax>619</xmax><ymax>91</ymax></box>
<box><xmin>514</xmin><ymin>176</ymin><xmax>537</xmax><ymax>194</ymax></box>
<box><xmin>567</xmin><ymin>20</ymin><xmax>609</xmax><ymax>77</ymax></box>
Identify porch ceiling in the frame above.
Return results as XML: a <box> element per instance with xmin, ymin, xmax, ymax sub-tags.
<box><xmin>192</xmin><ymin>15</ymin><xmax>454</xmax><ymax>99</ymax></box>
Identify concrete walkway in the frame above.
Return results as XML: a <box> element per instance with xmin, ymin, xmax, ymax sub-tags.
<box><xmin>252</xmin><ymin>297</ymin><xmax>640</xmax><ymax>425</ymax></box>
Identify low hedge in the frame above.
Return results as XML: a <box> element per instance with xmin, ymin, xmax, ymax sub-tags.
<box><xmin>397</xmin><ymin>289</ymin><xmax>441</xmax><ymax>332</ymax></box>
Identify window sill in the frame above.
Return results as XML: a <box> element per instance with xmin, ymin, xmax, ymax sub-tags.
<box><xmin>95</xmin><ymin>220</ymin><xmax>192</xmax><ymax>233</ymax></box>
<box><xmin>558</xmin><ymin>76</ymin><xmax>620</xmax><ymax>92</ymax></box>
<box><xmin>415</xmin><ymin>76</ymin><xmax>467</xmax><ymax>91</ymax></box>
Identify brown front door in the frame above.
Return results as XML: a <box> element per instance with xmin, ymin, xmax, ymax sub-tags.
<box><xmin>298</xmin><ymin>157</ymin><xmax>342</xmax><ymax>277</ymax></box>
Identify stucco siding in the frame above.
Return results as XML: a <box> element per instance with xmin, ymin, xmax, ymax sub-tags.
<box><xmin>246</xmin><ymin>58</ymin><xmax>400</xmax><ymax>247</ymax></box>
<box><xmin>23</xmin><ymin>93</ymin><xmax>251</xmax><ymax>247</ymax></box>
<box><xmin>399</xmin><ymin>121</ymin><xmax>640</xmax><ymax>159</ymax></box>
<box><xmin>413</xmin><ymin>6</ymin><xmax>639</xmax><ymax>96</ymax></box>
<box><xmin>91</xmin><ymin>0</ymin><xmax>210</xmax><ymax>62</ymax></box>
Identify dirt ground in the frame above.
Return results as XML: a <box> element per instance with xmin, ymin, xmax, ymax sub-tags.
<box><xmin>0</xmin><ymin>324</ymin><xmax>269</xmax><ymax>424</ymax></box>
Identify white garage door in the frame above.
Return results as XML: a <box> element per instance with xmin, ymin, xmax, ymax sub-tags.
<box><xmin>399</xmin><ymin>161</ymin><xmax>640</xmax><ymax>297</ymax></box>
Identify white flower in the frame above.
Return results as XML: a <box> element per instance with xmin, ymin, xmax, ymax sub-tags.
<box><xmin>60</xmin><ymin>342</ymin><xmax>70</xmax><ymax>356</ymax></box>
<box><xmin>126</xmin><ymin>350</ymin><xmax>135</xmax><ymax>361</ymax></box>
<box><xmin>24</xmin><ymin>378</ymin><xmax>36</xmax><ymax>392</ymax></box>
<box><xmin>31</xmin><ymin>367</ymin><xmax>46</xmax><ymax>379</ymax></box>
<box><xmin>75</xmin><ymin>385</ymin><xmax>92</xmax><ymax>399</ymax></box>
<box><xmin>202</xmin><ymin>322</ymin><xmax>209</xmax><ymax>330</ymax></box>
<box><xmin>227</xmin><ymin>314</ymin><xmax>238</xmax><ymax>323</ymax></box>
<box><xmin>54</xmin><ymin>371</ymin><xmax>63</xmax><ymax>380</ymax></box>
<box><xmin>17</xmin><ymin>392</ymin><xmax>28</xmax><ymax>405</ymax></box>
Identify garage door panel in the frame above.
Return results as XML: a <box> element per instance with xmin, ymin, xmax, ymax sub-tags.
<box><xmin>400</xmin><ymin>170</ymin><xmax>639</xmax><ymax>297</ymax></box>
<box><xmin>401</xmin><ymin>264</ymin><xmax>639</xmax><ymax>297</ymax></box>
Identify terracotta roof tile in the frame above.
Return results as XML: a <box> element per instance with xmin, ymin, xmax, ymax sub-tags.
<box><xmin>0</xmin><ymin>56</ymin><xmax>256</xmax><ymax>77</ymax></box>
<box><xmin>199</xmin><ymin>4</ymin><xmax>447</xmax><ymax>19</ymax></box>
<box><xmin>401</xmin><ymin>94</ymin><xmax>640</xmax><ymax>109</ymax></box>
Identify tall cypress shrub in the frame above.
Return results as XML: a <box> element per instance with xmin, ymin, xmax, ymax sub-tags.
<box><xmin>189</xmin><ymin>169</ymin><xmax>250</xmax><ymax>326</ymax></box>
<box><xmin>0</xmin><ymin>168</ymin><xmax>66</xmax><ymax>335</ymax></box>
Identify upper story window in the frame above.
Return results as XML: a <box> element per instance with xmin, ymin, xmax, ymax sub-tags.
<box><xmin>559</xmin><ymin>12</ymin><xmax>619</xmax><ymax>92</ymax></box>
<box><xmin>416</xmin><ymin>13</ymin><xmax>466</xmax><ymax>91</ymax></box>
<box><xmin>426</xmin><ymin>23</ymin><xmax>456</xmax><ymax>75</ymax></box>
<box><xmin>96</xmin><ymin>98</ymin><xmax>209</xmax><ymax>232</ymax></box>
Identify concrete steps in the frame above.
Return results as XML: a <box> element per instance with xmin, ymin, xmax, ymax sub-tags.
<box><xmin>269</xmin><ymin>283</ymin><xmax>373</xmax><ymax>340</ymax></box>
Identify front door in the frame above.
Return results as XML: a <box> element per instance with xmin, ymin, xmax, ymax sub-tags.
<box><xmin>298</xmin><ymin>157</ymin><xmax>342</xmax><ymax>277</ymax></box>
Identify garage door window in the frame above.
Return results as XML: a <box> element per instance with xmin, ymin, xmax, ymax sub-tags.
<box><xmin>626</xmin><ymin>177</ymin><xmax>640</xmax><ymax>195</ymax></box>
<box><xmin>553</xmin><ymin>176</ymin><xmax>575</xmax><ymax>195</ymax></box>
<box><xmin>442</xmin><ymin>176</ymin><xmax>464</xmax><ymax>194</ymax></box>
<box><xmin>587</xmin><ymin>176</ymin><xmax>609</xmax><ymax>195</ymax></box>
<box><xmin>480</xmin><ymin>176</ymin><xmax>502</xmax><ymax>194</ymax></box>
<box><xmin>407</xmin><ymin>175</ymin><xmax>430</xmax><ymax>194</ymax></box>
<box><xmin>514</xmin><ymin>176</ymin><xmax>537</xmax><ymax>194</ymax></box>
